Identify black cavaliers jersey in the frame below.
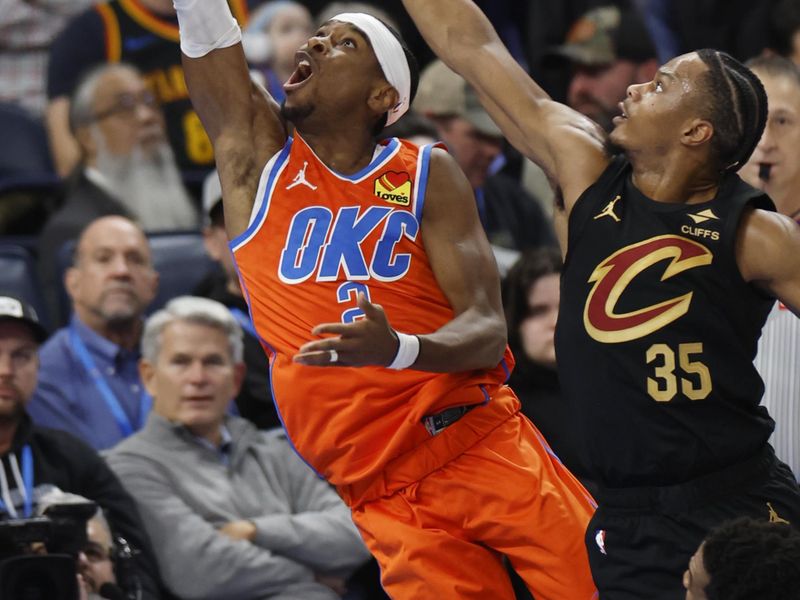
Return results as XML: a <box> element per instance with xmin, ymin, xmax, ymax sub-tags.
<box><xmin>556</xmin><ymin>156</ymin><xmax>776</xmax><ymax>488</ymax></box>
<box><xmin>95</xmin><ymin>0</ymin><xmax>248</xmax><ymax>174</ymax></box>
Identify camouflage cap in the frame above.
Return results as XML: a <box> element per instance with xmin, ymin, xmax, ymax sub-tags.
<box><xmin>413</xmin><ymin>59</ymin><xmax>503</xmax><ymax>138</ymax></box>
<box><xmin>548</xmin><ymin>6</ymin><xmax>656</xmax><ymax>67</ymax></box>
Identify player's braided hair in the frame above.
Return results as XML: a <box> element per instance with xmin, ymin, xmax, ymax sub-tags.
<box><xmin>703</xmin><ymin>517</ymin><xmax>800</xmax><ymax>600</ymax></box>
<box><xmin>696</xmin><ymin>49</ymin><xmax>768</xmax><ymax>174</ymax></box>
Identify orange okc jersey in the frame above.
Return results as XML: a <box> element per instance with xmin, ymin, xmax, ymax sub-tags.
<box><xmin>231</xmin><ymin>135</ymin><xmax>513</xmax><ymax>485</ymax></box>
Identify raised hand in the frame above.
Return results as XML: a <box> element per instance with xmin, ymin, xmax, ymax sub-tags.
<box><xmin>293</xmin><ymin>293</ymin><xmax>400</xmax><ymax>367</ymax></box>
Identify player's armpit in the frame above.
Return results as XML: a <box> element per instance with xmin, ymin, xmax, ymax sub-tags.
<box><xmin>413</xmin><ymin>149</ymin><xmax>507</xmax><ymax>372</ymax></box>
<box><xmin>182</xmin><ymin>43</ymin><xmax>286</xmax><ymax>240</ymax></box>
<box><xmin>737</xmin><ymin>208</ymin><xmax>800</xmax><ymax>314</ymax></box>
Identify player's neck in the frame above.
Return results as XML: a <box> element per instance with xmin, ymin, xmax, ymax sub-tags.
<box><xmin>628</xmin><ymin>152</ymin><xmax>718</xmax><ymax>205</ymax></box>
<box><xmin>299</xmin><ymin>129</ymin><xmax>379</xmax><ymax>176</ymax></box>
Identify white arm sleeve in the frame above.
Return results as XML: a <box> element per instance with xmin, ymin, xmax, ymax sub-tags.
<box><xmin>173</xmin><ymin>0</ymin><xmax>242</xmax><ymax>59</ymax></box>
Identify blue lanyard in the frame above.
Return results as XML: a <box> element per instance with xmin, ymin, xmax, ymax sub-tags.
<box><xmin>69</xmin><ymin>326</ymin><xmax>151</xmax><ymax>438</ymax></box>
<box><xmin>475</xmin><ymin>187</ymin><xmax>488</xmax><ymax>228</ymax></box>
<box><xmin>229</xmin><ymin>307</ymin><xmax>257</xmax><ymax>338</ymax></box>
<box><xmin>0</xmin><ymin>445</ymin><xmax>34</xmax><ymax>518</ymax></box>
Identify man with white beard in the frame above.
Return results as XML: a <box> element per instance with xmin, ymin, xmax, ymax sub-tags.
<box><xmin>38</xmin><ymin>63</ymin><xmax>197</xmax><ymax>324</ymax></box>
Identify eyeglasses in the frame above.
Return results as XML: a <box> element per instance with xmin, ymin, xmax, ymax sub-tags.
<box><xmin>91</xmin><ymin>90</ymin><xmax>159</xmax><ymax>122</ymax></box>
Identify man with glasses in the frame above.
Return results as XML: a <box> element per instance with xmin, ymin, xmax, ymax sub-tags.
<box><xmin>30</xmin><ymin>216</ymin><xmax>159</xmax><ymax>450</ymax></box>
<box><xmin>45</xmin><ymin>0</ymin><xmax>250</xmax><ymax>179</ymax></box>
<box><xmin>38</xmin><ymin>63</ymin><xmax>197</xmax><ymax>323</ymax></box>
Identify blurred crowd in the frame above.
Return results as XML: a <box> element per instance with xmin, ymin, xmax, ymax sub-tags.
<box><xmin>0</xmin><ymin>0</ymin><xmax>799</xmax><ymax>599</ymax></box>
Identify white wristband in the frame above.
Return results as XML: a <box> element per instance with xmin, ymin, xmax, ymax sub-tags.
<box><xmin>173</xmin><ymin>0</ymin><xmax>242</xmax><ymax>59</ymax></box>
<box><xmin>388</xmin><ymin>332</ymin><xmax>420</xmax><ymax>370</ymax></box>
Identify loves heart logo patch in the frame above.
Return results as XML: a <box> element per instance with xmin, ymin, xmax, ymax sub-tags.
<box><xmin>374</xmin><ymin>171</ymin><xmax>411</xmax><ymax>206</ymax></box>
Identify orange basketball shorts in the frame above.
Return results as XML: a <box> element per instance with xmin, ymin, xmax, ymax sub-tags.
<box><xmin>345</xmin><ymin>389</ymin><xmax>598</xmax><ymax>599</ymax></box>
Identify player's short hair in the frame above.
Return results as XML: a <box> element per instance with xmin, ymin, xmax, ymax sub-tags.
<box><xmin>502</xmin><ymin>247</ymin><xmax>562</xmax><ymax>349</ymax></box>
<box><xmin>371</xmin><ymin>19</ymin><xmax>419</xmax><ymax>136</ymax></box>
<box><xmin>695</xmin><ymin>49</ymin><xmax>768</xmax><ymax>174</ymax></box>
<box><xmin>746</xmin><ymin>54</ymin><xmax>800</xmax><ymax>90</ymax></box>
<box><xmin>703</xmin><ymin>517</ymin><xmax>800</xmax><ymax>600</ymax></box>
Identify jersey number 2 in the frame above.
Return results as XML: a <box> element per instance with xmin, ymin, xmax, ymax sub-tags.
<box><xmin>337</xmin><ymin>282</ymin><xmax>371</xmax><ymax>323</ymax></box>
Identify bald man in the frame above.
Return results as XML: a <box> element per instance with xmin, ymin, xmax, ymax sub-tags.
<box><xmin>29</xmin><ymin>216</ymin><xmax>159</xmax><ymax>450</ymax></box>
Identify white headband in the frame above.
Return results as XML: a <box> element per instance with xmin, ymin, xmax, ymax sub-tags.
<box><xmin>331</xmin><ymin>13</ymin><xmax>411</xmax><ymax>127</ymax></box>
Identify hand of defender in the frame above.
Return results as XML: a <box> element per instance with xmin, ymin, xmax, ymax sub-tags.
<box><xmin>293</xmin><ymin>293</ymin><xmax>400</xmax><ymax>367</ymax></box>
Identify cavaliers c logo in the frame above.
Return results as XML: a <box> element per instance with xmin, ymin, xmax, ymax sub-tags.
<box><xmin>584</xmin><ymin>235</ymin><xmax>713</xmax><ymax>343</ymax></box>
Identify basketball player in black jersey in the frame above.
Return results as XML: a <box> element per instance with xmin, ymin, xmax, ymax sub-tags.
<box><xmin>403</xmin><ymin>1</ymin><xmax>800</xmax><ymax>598</ymax></box>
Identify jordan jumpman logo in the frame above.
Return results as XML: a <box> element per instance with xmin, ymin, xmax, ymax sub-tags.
<box><xmin>594</xmin><ymin>195</ymin><xmax>622</xmax><ymax>223</ymax></box>
<box><xmin>286</xmin><ymin>161</ymin><xmax>318</xmax><ymax>190</ymax></box>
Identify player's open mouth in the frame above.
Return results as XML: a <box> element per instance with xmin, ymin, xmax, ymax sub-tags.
<box><xmin>611</xmin><ymin>102</ymin><xmax>629</xmax><ymax>126</ymax></box>
<box><xmin>285</xmin><ymin>53</ymin><xmax>315</xmax><ymax>91</ymax></box>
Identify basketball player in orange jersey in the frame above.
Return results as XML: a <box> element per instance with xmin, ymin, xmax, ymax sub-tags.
<box><xmin>173</xmin><ymin>2</ymin><xmax>597</xmax><ymax>599</ymax></box>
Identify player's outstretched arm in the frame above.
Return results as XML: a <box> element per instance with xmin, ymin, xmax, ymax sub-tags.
<box><xmin>175</xmin><ymin>0</ymin><xmax>287</xmax><ymax>239</ymax></box>
<box><xmin>738</xmin><ymin>208</ymin><xmax>800</xmax><ymax>315</ymax></box>
<box><xmin>293</xmin><ymin>149</ymin><xmax>506</xmax><ymax>372</ymax></box>
<box><xmin>402</xmin><ymin>0</ymin><xmax>609</xmax><ymax>212</ymax></box>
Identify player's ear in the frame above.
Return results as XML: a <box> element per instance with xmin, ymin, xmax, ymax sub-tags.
<box><xmin>369</xmin><ymin>83</ymin><xmax>399</xmax><ymax>118</ymax></box>
<box><xmin>681</xmin><ymin>117</ymin><xmax>713</xmax><ymax>148</ymax></box>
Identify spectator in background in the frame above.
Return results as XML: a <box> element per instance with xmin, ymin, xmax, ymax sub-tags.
<box><xmin>38</xmin><ymin>63</ymin><xmax>197</xmax><ymax>316</ymax></box>
<box><xmin>683</xmin><ymin>517</ymin><xmax>800</xmax><ymax>600</ymax></box>
<box><xmin>0</xmin><ymin>294</ymin><xmax>163</xmax><ymax>598</ymax></box>
<box><xmin>29</xmin><ymin>216</ymin><xmax>158</xmax><ymax>450</ymax></box>
<box><xmin>78</xmin><ymin>509</ymin><xmax>121</xmax><ymax>600</ymax></box>
<box><xmin>740</xmin><ymin>55</ymin><xmax>800</xmax><ymax>481</ymax></box>
<box><xmin>0</xmin><ymin>0</ymin><xmax>94</xmax><ymax>116</ymax></box>
<box><xmin>414</xmin><ymin>59</ymin><xmax>555</xmax><ymax>273</ymax></box>
<box><xmin>195</xmin><ymin>171</ymin><xmax>280</xmax><ymax>430</ymax></box>
<box><xmin>45</xmin><ymin>0</ymin><xmax>250</xmax><ymax>181</ymax></box>
<box><xmin>769</xmin><ymin>0</ymin><xmax>800</xmax><ymax>65</ymax></box>
<box><xmin>647</xmin><ymin>0</ymin><xmax>772</xmax><ymax>65</ymax></box>
<box><xmin>546</xmin><ymin>5</ymin><xmax>658</xmax><ymax>133</ymax></box>
<box><xmin>502</xmin><ymin>249</ymin><xmax>593</xmax><ymax>492</ymax></box>
<box><xmin>107</xmin><ymin>297</ymin><xmax>370</xmax><ymax>600</ymax></box>
<box><xmin>242</xmin><ymin>1</ymin><xmax>314</xmax><ymax>104</ymax></box>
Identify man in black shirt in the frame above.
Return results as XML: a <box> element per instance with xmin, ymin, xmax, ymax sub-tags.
<box><xmin>404</xmin><ymin>1</ymin><xmax>800</xmax><ymax>598</ymax></box>
<box><xmin>0</xmin><ymin>293</ymin><xmax>163</xmax><ymax>599</ymax></box>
